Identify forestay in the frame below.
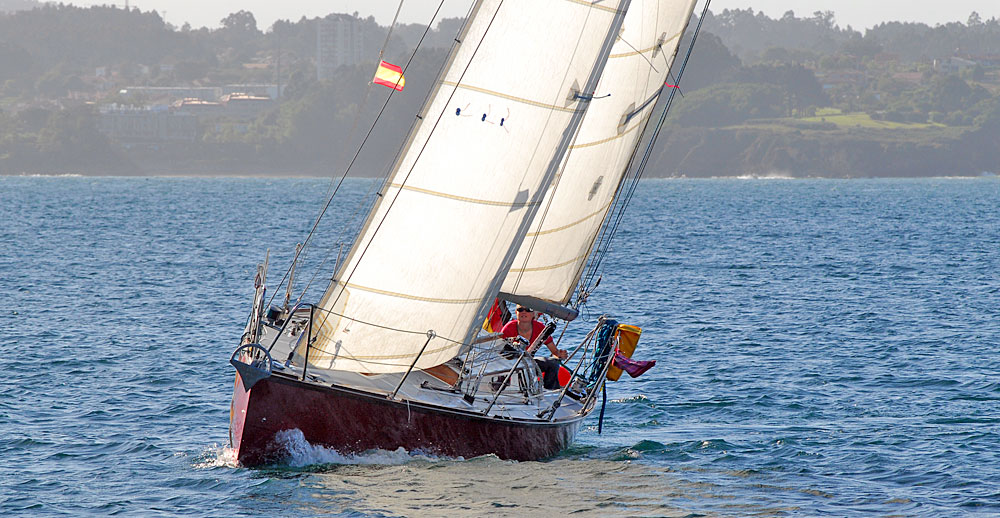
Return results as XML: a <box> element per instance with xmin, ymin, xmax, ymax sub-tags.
<box><xmin>304</xmin><ymin>0</ymin><xmax>630</xmax><ymax>373</ymax></box>
<box><xmin>502</xmin><ymin>0</ymin><xmax>698</xmax><ymax>305</ymax></box>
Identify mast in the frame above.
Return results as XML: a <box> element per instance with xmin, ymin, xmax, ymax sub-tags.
<box><xmin>303</xmin><ymin>0</ymin><xmax>634</xmax><ymax>373</ymax></box>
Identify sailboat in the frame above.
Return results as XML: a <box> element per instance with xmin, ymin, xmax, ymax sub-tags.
<box><xmin>229</xmin><ymin>0</ymin><xmax>709</xmax><ymax>466</ymax></box>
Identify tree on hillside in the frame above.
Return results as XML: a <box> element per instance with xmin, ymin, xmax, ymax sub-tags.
<box><xmin>735</xmin><ymin>63</ymin><xmax>828</xmax><ymax>109</ymax></box>
<box><xmin>868</xmin><ymin>17</ymin><xmax>1000</xmax><ymax>62</ymax></box>
<box><xmin>840</xmin><ymin>34</ymin><xmax>882</xmax><ymax>59</ymax></box>
<box><xmin>705</xmin><ymin>8</ymin><xmax>856</xmax><ymax>62</ymax></box>
<box><xmin>666</xmin><ymin>82</ymin><xmax>789</xmax><ymax>126</ymax></box>
<box><xmin>0</xmin><ymin>41</ymin><xmax>32</xmax><ymax>82</ymax></box>
<box><xmin>679</xmin><ymin>32</ymin><xmax>741</xmax><ymax>91</ymax></box>
<box><xmin>221</xmin><ymin>10</ymin><xmax>259</xmax><ymax>33</ymax></box>
<box><xmin>35</xmin><ymin>107</ymin><xmax>120</xmax><ymax>167</ymax></box>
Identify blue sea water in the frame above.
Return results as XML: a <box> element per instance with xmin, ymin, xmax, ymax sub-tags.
<box><xmin>2</xmin><ymin>175</ymin><xmax>999</xmax><ymax>516</ymax></box>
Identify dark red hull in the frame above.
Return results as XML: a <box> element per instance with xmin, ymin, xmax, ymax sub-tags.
<box><xmin>230</xmin><ymin>372</ymin><xmax>585</xmax><ymax>466</ymax></box>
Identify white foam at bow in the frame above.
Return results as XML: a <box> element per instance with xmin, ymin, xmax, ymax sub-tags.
<box><xmin>274</xmin><ymin>429</ymin><xmax>459</xmax><ymax>467</ymax></box>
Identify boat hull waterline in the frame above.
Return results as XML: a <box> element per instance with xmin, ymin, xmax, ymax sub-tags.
<box><xmin>229</xmin><ymin>373</ymin><xmax>586</xmax><ymax>466</ymax></box>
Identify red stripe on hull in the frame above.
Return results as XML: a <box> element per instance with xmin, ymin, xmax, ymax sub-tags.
<box><xmin>230</xmin><ymin>373</ymin><xmax>584</xmax><ymax>466</ymax></box>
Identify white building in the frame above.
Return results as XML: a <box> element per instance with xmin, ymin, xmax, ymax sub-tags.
<box><xmin>317</xmin><ymin>15</ymin><xmax>364</xmax><ymax>81</ymax></box>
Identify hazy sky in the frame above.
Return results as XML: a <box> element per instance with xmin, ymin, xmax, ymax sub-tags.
<box><xmin>69</xmin><ymin>1</ymin><xmax>1000</xmax><ymax>31</ymax></box>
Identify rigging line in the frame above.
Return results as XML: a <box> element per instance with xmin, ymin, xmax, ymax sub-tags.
<box><xmin>575</xmin><ymin>20</ymin><xmax>671</xmax><ymax>302</ymax></box>
<box><xmin>310</xmin><ymin>304</ymin><xmax>465</xmax><ymax>345</ymax></box>
<box><xmin>326</xmin><ymin>0</ymin><xmax>618</xmax><ymax>352</ymax></box>
<box><xmin>661</xmin><ymin>37</ymin><xmax>684</xmax><ymax>98</ymax></box>
<box><xmin>307</xmin><ymin>336</ymin><xmax>455</xmax><ymax>363</ymax></box>
<box><xmin>310</xmin><ymin>0</ymin><xmax>476</xmax><ymax>343</ymax></box>
<box><xmin>320</xmin><ymin>1</ymin><xmax>403</xmax><ymax>214</ymax></box>
<box><xmin>580</xmin><ymin>100</ymin><xmax>650</xmax><ymax>290</ymax></box>
<box><xmin>618</xmin><ymin>34</ymin><xmax>659</xmax><ymax>73</ymax></box>
<box><xmin>303</xmin><ymin>347</ymin><xmax>454</xmax><ymax>368</ymax></box>
<box><xmin>323</xmin><ymin>0</ymin><xmax>507</xmax><ymax>316</ymax></box>
<box><xmin>579</xmin><ymin>42</ymin><xmax>676</xmax><ymax>295</ymax></box>
<box><xmin>581</xmin><ymin>0</ymin><xmax>711</xmax><ymax>295</ymax></box>
<box><xmin>505</xmin><ymin>2</ymin><xmax>629</xmax><ymax>297</ymax></box>
<box><xmin>585</xmin><ymin>4</ymin><xmax>705</xmax><ymax>286</ymax></box>
<box><xmin>295</xmin><ymin>209</ymin><xmax>362</xmax><ymax>303</ymax></box>
<box><xmin>575</xmin><ymin>112</ymin><xmax>647</xmax><ymax>301</ymax></box>
<box><xmin>482</xmin><ymin>0</ymin><xmax>631</xmax><ymax>337</ymax></box>
<box><xmin>567</xmin><ymin>28</ymin><xmax>683</xmax><ymax>309</ymax></box>
<box><xmin>505</xmin><ymin>146</ymin><xmax>571</xmax><ymax>294</ymax></box>
<box><xmin>278</xmin><ymin>1</ymin><xmax>447</xmax><ymax>307</ymax></box>
<box><xmin>299</xmin><ymin>0</ymin><xmax>473</xmax><ymax>304</ymax></box>
<box><xmin>577</xmin><ymin>16</ymin><xmax>667</xmax><ymax>290</ymax></box>
<box><xmin>309</xmin><ymin>0</ymin><xmax>406</xmax><ymax>235</ymax></box>
<box><xmin>281</xmin><ymin>8</ymin><xmax>408</xmax><ymax>302</ymax></box>
<box><xmin>378</xmin><ymin>0</ymin><xmax>406</xmax><ymax>64</ymax></box>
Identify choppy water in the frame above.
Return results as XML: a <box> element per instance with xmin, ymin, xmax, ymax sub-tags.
<box><xmin>3</xmin><ymin>176</ymin><xmax>999</xmax><ymax>516</ymax></box>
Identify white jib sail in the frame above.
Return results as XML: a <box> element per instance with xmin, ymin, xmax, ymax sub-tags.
<box><xmin>306</xmin><ymin>0</ymin><xmax>631</xmax><ymax>373</ymax></box>
<box><xmin>502</xmin><ymin>0</ymin><xmax>698</xmax><ymax>305</ymax></box>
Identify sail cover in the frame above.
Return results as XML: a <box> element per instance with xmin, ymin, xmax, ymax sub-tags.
<box><xmin>502</xmin><ymin>0</ymin><xmax>698</xmax><ymax>304</ymax></box>
<box><xmin>306</xmin><ymin>0</ymin><xmax>630</xmax><ymax>373</ymax></box>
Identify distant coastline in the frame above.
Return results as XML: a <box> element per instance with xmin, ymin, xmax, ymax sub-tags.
<box><xmin>650</xmin><ymin>124</ymin><xmax>1000</xmax><ymax>178</ymax></box>
<box><xmin>6</xmin><ymin>123</ymin><xmax>996</xmax><ymax>178</ymax></box>
<box><xmin>3</xmin><ymin>5</ymin><xmax>999</xmax><ymax>179</ymax></box>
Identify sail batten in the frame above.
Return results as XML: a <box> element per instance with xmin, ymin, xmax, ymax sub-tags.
<box><xmin>308</xmin><ymin>0</ymin><xmax>633</xmax><ymax>373</ymax></box>
<box><xmin>502</xmin><ymin>0</ymin><xmax>699</xmax><ymax>305</ymax></box>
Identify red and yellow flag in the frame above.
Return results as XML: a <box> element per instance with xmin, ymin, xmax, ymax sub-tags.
<box><xmin>482</xmin><ymin>298</ymin><xmax>511</xmax><ymax>333</ymax></box>
<box><xmin>374</xmin><ymin>60</ymin><xmax>405</xmax><ymax>91</ymax></box>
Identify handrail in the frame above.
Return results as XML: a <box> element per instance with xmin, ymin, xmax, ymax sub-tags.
<box><xmin>301</xmin><ymin>305</ymin><xmax>314</xmax><ymax>381</ymax></box>
<box><xmin>539</xmin><ymin>320</ymin><xmax>601</xmax><ymax>420</ymax></box>
<box><xmin>482</xmin><ymin>342</ymin><xmax>528</xmax><ymax>415</ymax></box>
<box><xmin>389</xmin><ymin>330</ymin><xmax>437</xmax><ymax>400</ymax></box>
<box><xmin>582</xmin><ymin>331</ymin><xmax>619</xmax><ymax>410</ymax></box>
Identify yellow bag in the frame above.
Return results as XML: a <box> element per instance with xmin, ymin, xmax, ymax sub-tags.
<box><xmin>606</xmin><ymin>324</ymin><xmax>642</xmax><ymax>381</ymax></box>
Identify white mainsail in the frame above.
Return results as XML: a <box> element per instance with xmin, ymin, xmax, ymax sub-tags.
<box><xmin>305</xmin><ymin>0</ymin><xmax>631</xmax><ymax>373</ymax></box>
<box><xmin>502</xmin><ymin>0</ymin><xmax>698</xmax><ymax>305</ymax></box>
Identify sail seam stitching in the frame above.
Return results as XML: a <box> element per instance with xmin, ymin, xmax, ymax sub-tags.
<box><xmin>563</xmin><ymin>0</ymin><xmax>623</xmax><ymax>14</ymax></box>
<box><xmin>343</xmin><ymin>281</ymin><xmax>482</xmax><ymax>304</ymax></box>
<box><xmin>569</xmin><ymin>119</ymin><xmax>641</xmax><ymax>149</ymax></box>
<box><xmin>509</xmin><ymin>252</ymin><xmax>590</xmax><ymax>273</ymax></box>
<box><xmin>608</xmin><ymin>30</ymin><xmax>682</xmax><ymax>59</ymax></box>
<box><xmin>439</xmin><ymin>81</ymin><xmax>577</xmax><ymax>112</ymax></box>
<box><xmin>526</xmin><ymin>200</ymin><xmax>613</xmax><ymax>236</ymax></box>
<box><xmin>388</xmin><ymin>183</ymin><xmax>541</xmax><ymax>208</ymax></box>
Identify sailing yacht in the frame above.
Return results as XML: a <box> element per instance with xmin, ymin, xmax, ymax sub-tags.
<box><xmin>229</xmin><ymin>0</ymin><xmax>706</xmax><ymax>466</ymax></box>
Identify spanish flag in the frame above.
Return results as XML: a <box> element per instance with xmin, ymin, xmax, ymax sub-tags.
<box><xmin>374</xmin><ymin>60</ymin><xmax>405</xmax><ymax>91</ymax></box>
